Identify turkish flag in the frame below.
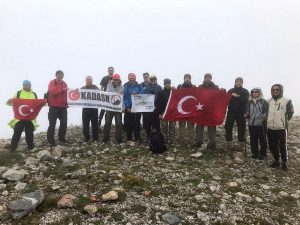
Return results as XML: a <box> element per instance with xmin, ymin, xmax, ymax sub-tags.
<box><xmin>162</xmin><ymin>88</ymin><xmax>232</xmax><ymax>126</ymax></box>
<box><xmin>12</xmin><ymin>99</ymin><xmax>46</xmax><ymax>120</ymax></box>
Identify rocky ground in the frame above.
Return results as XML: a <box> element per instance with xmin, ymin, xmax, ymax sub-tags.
<box><xmin>0</xmin><ymin>118</ymin><xmax>299</xmax><ymax>225</ymax></box>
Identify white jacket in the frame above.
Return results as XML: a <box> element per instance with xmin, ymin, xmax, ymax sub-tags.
<box><xmin>267</xmin><ymin>97</ymin><xmax>292</xmax><ymax>130</ymax></box>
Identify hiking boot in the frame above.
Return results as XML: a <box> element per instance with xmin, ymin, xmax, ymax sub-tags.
<box><xmin>226</xmin><ymin>141</ymin><xmax>233</xmax><ymax>149</ymax></box>
<box><xmin>281</xmin><ymin>162</ymin><xmax>288</xmax><ymax>171</ymax></box>
<box><xmin>270</xmin><ymin>161</ymin><xmax>280</xmax><ymax>168</ymax></box>
<box><xmin>194</xmin><ymin>142</ymin><xmax>202</xmax><ymax>148</ymax></box>
<box><xmin>258</xmin><ymin>155</ymin><xmax>266</xmax><ymax>160</ymax></box>
<box><xmin>207</xmin><ymin>143</ymin><xmax>216</xmax><ymax>150</ymax></box>
<box><xmin>251</xmin><ymin>154</ymin><xmax>259</xmax><ymax>159</ymax></box>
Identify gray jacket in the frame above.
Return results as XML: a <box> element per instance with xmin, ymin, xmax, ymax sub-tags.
<box><xmin>244</xmin><ymin>98</ymin><xmax>268</xmax><ymax>126</ymax></box>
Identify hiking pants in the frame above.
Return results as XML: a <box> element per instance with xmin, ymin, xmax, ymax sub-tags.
<box><xmin>47</xmin><ymin>107</ymin><xmax>67</xmax><ymax>144</ymax></box>
<box><xmin>11</xmin><ymin>120</ymin><xmax>34</xmax><ymax>150</ymax></box>
<box><xmin>103</xmin><ymin>111</ymin><xmax>122</xmax><ymax>143</ymax></box>
<box><xmin>196</xmin><ymin>125</ymin><xmax>216</xmax><ymax>145</ymax></box>
<box><xmin>267</xmin><ymin>128</ymin><xmax>288</xmax><ymax>162</ymax></box>
<box><xmin>249</xmin><ymin>125</ymin><xmax>267</xmax><ymax>157</ymax></box>
<box><xmin>225</xmin><ymin>112</ymin><xmax>246</xmax><ymax>142</ymax></box>
<box><xmin>124</xmin><ymin>112</ymin><xmax>141</xmax><ymax>141</ymax></box>
<box><xmin>82</xmin><ymin>108</ymin><xmax>98</xmax><ymax>141</ymax></box>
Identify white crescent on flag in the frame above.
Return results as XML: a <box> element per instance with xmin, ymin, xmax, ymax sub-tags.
<box><xmin>177</xmin><ymin>96</ymin><xmax>196</xmax><ymax>114</ymax></box>
<box><xmin>18</xmin><ymin>105</ymin><xmax>32</xmax><ymax>116</ymax></box>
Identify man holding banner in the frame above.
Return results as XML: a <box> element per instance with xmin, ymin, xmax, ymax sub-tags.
<box><xmin>7</xmin><ymin>80</ymin><xmax>45</xmax><ymax>151</ymax></box>
<box><xmin>81</xmin><ymin>76</ymin><xmax>99</xmax><ymax>142</ymax></box>
<box><xmin>123</xmin><ymin>73</ymin><xmax>144</xmax><ymax>143</ymax></box>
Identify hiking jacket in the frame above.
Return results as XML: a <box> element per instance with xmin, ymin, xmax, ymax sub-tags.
<box><xmin>156</xmin><ymin>87</ymin><xmax>172</xmax><ymax>115</ymax></box>
<box><xmin>227</xmin><ymin>87</ymin><xmax>249</xmax><ymax>114</ymax></box>
<box><xmin>123</xmin><ymin>81</ymin><xmax>144</xmax><ymax>109</ymax></box>
<box><xmin>267</xmin><ymin>84</ymin><xmax>294</xmax><ymax>130</ymax></box>
<box><xmin>47</xmin><ymin>79</ymin><xmax>68</xmax><ymax>107</ymax></box>
<box><xmin>244</xmin><ymin>98</ymin><xmax>268</xmax><ymax>126</ymax></box>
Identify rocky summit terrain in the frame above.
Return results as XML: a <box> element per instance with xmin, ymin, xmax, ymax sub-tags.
<box><xmin>0</xmin><ymin>118</ymin><xmax>299</xmax><ymax>225</ymax></box>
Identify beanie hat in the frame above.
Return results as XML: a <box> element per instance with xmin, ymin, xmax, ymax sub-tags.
<box><xmin>112</xmin><ymin>74</ymin><xmax>121</xmax><ymax>80</ymax></box>
<box><xmin>164</xmin><ymin>78</ymin><xmax>171</xmax><ymax>85</ymax></box>
<box><xmin>204</xmin><ymin>73</ymin><xmax>212</xmax><ymax>79</ymax></box>
<box><xmin>23</xmin><ymin>80</ymin><xmax>31</xmax><ymax>86</ymax></box>
<box><xmin>128</xmin><ymin>73</ymin><xmax>136</xmax><ymax>80</ymax></box>
<box><xmin>56</xmin><ymin>70</ymin><xmax>64</xmax><ymax>76</ymax></box>
<box><xmin>149</xmin><ymin>75</ymin><xmax>157</xmax><ymax>80</ymax></box>
<box><xmin>184</xmin><ymin>73</ymin><xmax>191</xmax><ymax>79</ymax></box>
<box><xmin>235</xmin><ymin>77</ymin><xmax>243</xmax><ymax>83</ymax></box>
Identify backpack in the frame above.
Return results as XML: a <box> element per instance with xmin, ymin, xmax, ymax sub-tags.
<box><xmin>17</xmin><ymin>90</ymin><xmax>37</xmax><ymax>99</ymax></box>
<box><xmin>149</xmin><ymin>130</ymin><xmax>167</xmax><ymax>154</ymax></box>
<box><xmin>44</xmin><ymin>79</ymin><xmax>58</xmax><ymax>101</ymax></box>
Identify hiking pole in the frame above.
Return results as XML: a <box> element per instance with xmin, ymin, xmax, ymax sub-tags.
<box><xmin>244</xmin><ymin>121</ymin><xmax>248</xmax><ymax>158</ymax></box>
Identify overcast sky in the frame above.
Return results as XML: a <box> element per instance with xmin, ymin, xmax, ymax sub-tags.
<box><xmin>0</xmin><ymin>0</ymin><xmax>299</xmax><ymax>138</ymax></box>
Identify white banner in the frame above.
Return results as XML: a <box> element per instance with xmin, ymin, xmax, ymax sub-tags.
<box><xmin>131</xmin><ymin>94</ymin><xmax>155</xmax><ymax>112</ymax></box>
<box><xmin>67</xmin><ymin>89</ymin><xmax>123</xmax><ymax>112</ymax></box>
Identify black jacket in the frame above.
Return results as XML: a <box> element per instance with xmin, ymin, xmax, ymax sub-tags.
<box><xmin>227</xmin><ymin>87</ymin><xmax>249</xmax><ymax>114</ymax></box>
<box><xmin>156</xmin><ymin>87</ymin><xmax>172</xmax><ymax>114</ymax></box>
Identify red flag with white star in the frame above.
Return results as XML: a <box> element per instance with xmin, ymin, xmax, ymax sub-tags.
<box><xmin>162</xmin><ymin>88</ymin><xmax>232</xmax><ymax>126</ymax></box>
<box><xmin>12</xmin><ymin>99</ymin><xmax>46</xmax><ymax>120</ymax></box>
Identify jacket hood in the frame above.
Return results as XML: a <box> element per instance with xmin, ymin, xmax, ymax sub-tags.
<box><xmin>250</xmin><ymin>87</ymin><xmax>264</xmax><ymax>98</ymax></box>
<box><xmin>271</xmin><ymin>84</ymin><xmax>283</xmax><ymax>99</ymax></box>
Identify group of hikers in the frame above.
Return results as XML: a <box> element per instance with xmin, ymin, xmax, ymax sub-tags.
<box><xmin>7</xmin><ymin>67</ymin><xmax>294</xmax><ymax>171</ymax></box>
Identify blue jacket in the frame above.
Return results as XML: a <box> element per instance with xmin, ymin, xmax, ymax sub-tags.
<box><xmin>123</xmin><ymin>81</ymin><xmax>144</xmax><ymax>109</ymax></box>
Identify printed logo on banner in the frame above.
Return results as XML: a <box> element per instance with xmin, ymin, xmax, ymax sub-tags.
<box><xmin>69</xmin><ymin>90</ymin><xmax>80</xmax><ymax>101</ymax></box>
<box><xmin>111</xmin><ymin>95</ymin><xmax>122</xmax><ymax>106</ymax></box>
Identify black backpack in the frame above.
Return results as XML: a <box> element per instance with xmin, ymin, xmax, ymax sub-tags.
<box><xmin>149</xmin><ymin>131</ymin><xmax>167</xmax><ymax>154</ymax></box>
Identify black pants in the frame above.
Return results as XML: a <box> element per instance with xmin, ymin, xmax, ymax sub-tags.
<box><xmin>249</xmin><ymin>126</ymin><xmax>267</xmax><ymax>157</ymax></box>
<box><xmin>82</xmin><ymin>108</ymin><xmax>98</xmax><ymax>141</ymax></box>
<box><xmin>267</xmin><ymin>129</ymin><xmax>288</xmax><ymax>162</ymax></box>
<box><xmin>143</xmin><ymin>111</ymin><xmax>161</xmax><ymax>139</ymax></box>
<box><xmin>47</xmin><ymin>107</ymin><xmax>67</xmax><ymax>144</ymax></box>
<box><xmin>11</xmin><ymin>120</ymin><xmax>34</xmax><ymax>150</ymax></box>
<box><xmin>225</xmin><ymin>112</ymin><xmax>246</xmax><ymax>142</ymax></box>
<box><xmin>124</xmin><ymin>112</ymin><xmax>141</xmax><ymax>141</ymax></box>
<box><xmin>98</xmin><ymin>109</ymin><xmax>106</xmax><ymax>127</ymax></box>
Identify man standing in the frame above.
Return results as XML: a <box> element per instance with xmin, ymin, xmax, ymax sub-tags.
<box><xmin>103</xmin><ymin>74</ymin><xmax>124</xmax><ymax>144</ymax></box>
<box><xmin>177</xmin><ymin>73</ymin><xmax>196</xmax><ymax>144</ymax></box>
<box><xmin>98</xmin><ymin>66</ymin><xmax>114</xmax><ymax>131</ymax></box>
<box><xmin>144</xmin><ymin>75</ymin><xmax>163</xmax><ymax>139</ymax></box>
<box><xmin>47</xmin><ymin>70</ymin><xmax>68</xmax><ymax>147</ymax></box>
<box><xmin>157</xmin><ymin>78</ymin><xmax>176</xmax><ymax>145</ymax></box>
<box><xmin>123</xmin><ymin>73</ymin><xmax>144</xmax><ymax>143</ymax></box>
<box><xmin>225</xmin><ymin>77</ymin><xmax>249</xmax><ymax>149</ymax></box>
<box><xmin>267</xmin><ymin>84</ymin><xmax>294</xmax><ymax>170</ymax></box>
<box><xmin>196</xmin><ymin>73</ymin><xmax>219</xmax><ymax>150</ymax></box>
<box><xmin>81</xmin><ymin>76</ymin><xmax>99</xmax><ymax>142</ymax></box>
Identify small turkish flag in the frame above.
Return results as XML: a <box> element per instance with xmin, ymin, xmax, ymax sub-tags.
<box><xmin>162</xmin><ymin>88</ymin><xmax>232</xmax><ymax>126</ymax></box>
<box><xmin>12</xmin><ymin>99</ymin><xmax>46</xmax><ymax>120</ymax></box>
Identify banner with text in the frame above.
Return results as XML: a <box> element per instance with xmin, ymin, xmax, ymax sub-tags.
<box><xmin>131</xmin><ymin>94</ymin><xmax>155</xmax><ymax>112</ymax></box>
<box><xmin>67</xmin><ymin>89</ymin><xmax>123</xmax><ymax>112</ymax></box>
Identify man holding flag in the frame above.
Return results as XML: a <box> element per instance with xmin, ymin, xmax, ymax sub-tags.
<box><xmin>7</xmin><ymin>80</ymin><xmax>45</xmax><ymax>151</ymax></box>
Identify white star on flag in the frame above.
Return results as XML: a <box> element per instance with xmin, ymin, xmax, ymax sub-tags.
<box><xmin>196</xmin><ymin>102</ymin><xmax>204</xmax><ymax>111</ymax></box>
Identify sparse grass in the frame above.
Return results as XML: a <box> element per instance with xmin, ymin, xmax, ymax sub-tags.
<box><xmin>0</xmin><ymin>151</ymin><xmax>23</xmax><ymax>167</ymax></box>
<box><xmin>111</xmin><ymin>212</ymin><xmax>124</xmax><ymax>222</ymax></box>
<box><xmin>36</xmin><ymin>196</ymin><xmax>58</xmax><ymax>213</ymax></box>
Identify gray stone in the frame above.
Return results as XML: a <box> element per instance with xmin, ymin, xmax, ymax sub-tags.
<box><xmin>36</xmin><ymin>150</ymin><xmax>51</xmax><ymax>159</ymax></box>
<box><xmin>0</xmin><ymin>166</ymin><xmax>8</xmax><ymax>176</ymax></box>
<box><xmin>278</xmin><ymin>191</ymin><xmax>289</xmax><ymax>198</ymax></box>
<box><xmin>190</xmin><ymin>152</ymin><xmax>203</xmax><ymax>158</ymax></box>
<box><xmin>162</xmin><ymin>212</ymin><xmax>180</xmax><ymax>225</ymax></box>
<box><xmin>255</xmin><ymin>197</ymin><xmax>263</xmax><ymax>203</ymax></box>
<box><xmin>228</xmin><ymin>182</ymin><xmax>238</xmax><ymax>187</ymax></box>
<box><xmin>71</xmin><ymin>168</ymin><xmax>87</xmax><ymax>178</ymax></box>
<box><xmin>0</xmin><ymin>183</ymin><xmax>7</xmax><ymax>190</ymax></box>
<box><xmin>25</xmin><ymin>157</ymin><xmax>39</xmax><ymax>166</ymax></box>
<box><xmin>52</xmin><ymin>147</ymin><xmax>63</xmax><ymax>158</ymax></box>
<box><xmin>84</xmin><ymin>204</ymin><xmax>98</xmax><ymax>216</ymax></box>
<box><xmin>102</xmin><ymin>191</ymin><xmax>118</xmax><ymax>201</ymax></box>
<box><xmin>8</xmin><ymin>190</ymin><xmax>44</xmax><ymax>219</ymax></box>
<box><xmin>14</xmin><ymin>182</ymin><xmax>27</xmax><ymax>191</ymax></box>
<box><xmin>2</xmin><ymin>190</ymin><xmax>9</xmax><ymax>196</ymax></box>
<box><xmin>165</xmin><ymin>157</ymin><xmax>175</xmax><ymax>161</ymax></box>
<box><xmin>235</xmin><ymin>192</ymin><xmax>252</xmax><ymax>202</ymax></box>
<box><xmin>2</xmin><ymin>169</ymin><xmax>27</xmax><ymax>181</ymax></box>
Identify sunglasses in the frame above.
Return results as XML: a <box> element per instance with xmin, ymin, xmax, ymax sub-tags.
<box><xmin>251</xmin><ymin>90</ymin><xmax>259</xmax><ymax>94</ymax></box>
<box><xmin>272</xmin><ymin>89</ymin><xmax>280</xmax><ymax>91</ymax></box>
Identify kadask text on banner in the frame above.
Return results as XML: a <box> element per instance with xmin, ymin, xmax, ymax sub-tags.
<box><xmin>67</xmin><ymin>89</ymin><xmax>123</xmax><ymax>112</ymax></box>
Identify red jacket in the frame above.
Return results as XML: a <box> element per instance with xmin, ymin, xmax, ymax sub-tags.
<box><xmin>47</xmin><ymin>79</ymin><xmax>68</xmax><ymax>107</ymax></box>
